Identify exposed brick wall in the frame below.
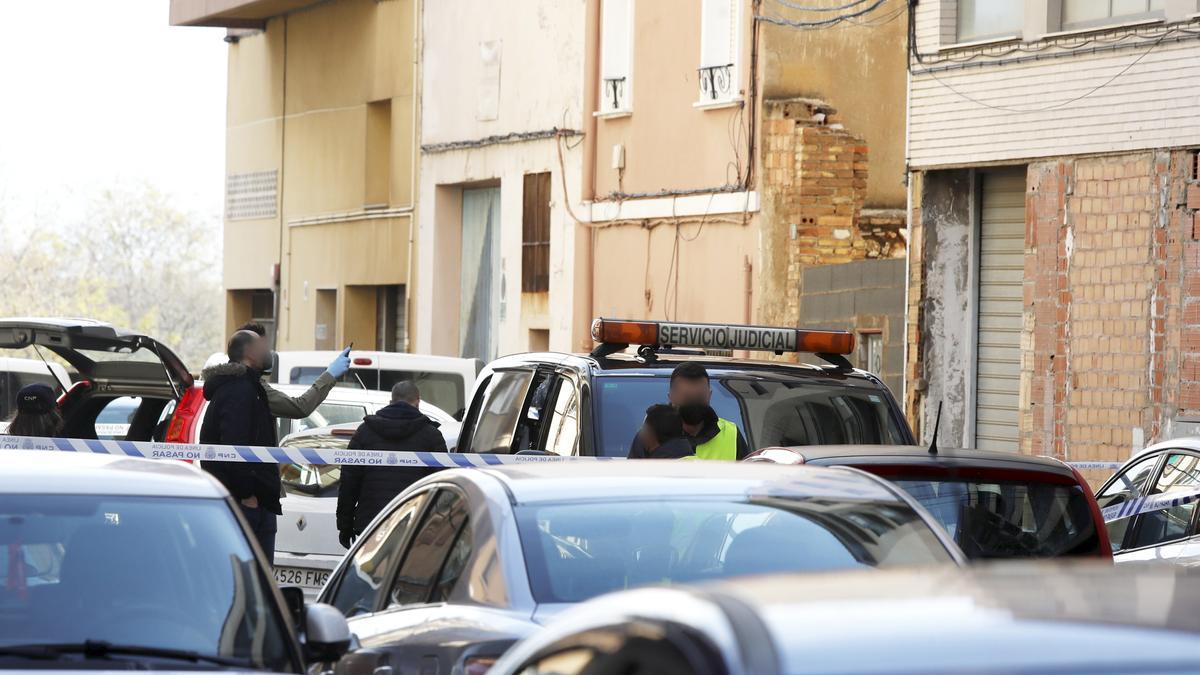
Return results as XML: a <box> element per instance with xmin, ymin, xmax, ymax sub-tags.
<box><xmin>999</xmin><ymin>151</ymin><xmax>1197</xmax><ymax>475</ymax></box>
<box><xmin>913</xmin><ymin>150</ymin><xmax>1200</xmax><ymax>469</ymax></box>
<box><xmin>1181</xmin><ymin>172</ymin><xmax>1200</xmax><ymax>415</ymax></box>
<box><xmin>758</xmin><ymin>98</ymin><xmax>906</xmax><ymax>365</ymax></box>
<box><xmin>1024</xmin><ymin>161</ymin><xmax>1070</xmax><ymax>461</ymax></box>
<box><xmin>905</xmin><ymin>172</ymin><xmax>925</xmax><ymax>437</ymax></box>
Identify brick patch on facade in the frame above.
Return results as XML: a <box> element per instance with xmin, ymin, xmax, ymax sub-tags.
<box><xmin>759</xmin><ymin>98</ymin><xmax>906</xmax><ymax>363</ymax></box>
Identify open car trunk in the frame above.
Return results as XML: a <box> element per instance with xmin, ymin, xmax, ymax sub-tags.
<box><xmin>0</xmin><ymin>318</ymin><xmax>194</xmax><ymax>440</ymax></box>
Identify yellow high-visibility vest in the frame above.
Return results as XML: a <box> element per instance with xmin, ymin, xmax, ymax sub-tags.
<box><xmin>685</xmin><ymin>418</ymin><xmax>738</xmax><ymax>461</ymax></box>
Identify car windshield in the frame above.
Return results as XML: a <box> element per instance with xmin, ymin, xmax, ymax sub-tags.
<box><xmin>516</xmin><ymin>498</ymin><xmax>951</xmax><ymax>604</ymax></box>
<box><xmin>892</xmin><ymin>477</ymin><xmax>1100</xmax><ymax>559</ymax></box>
<box><xmin>0</xmin><ymin>494</ymin><xmax>295</xmax><ymax>670</ymax></box>
<box><xmin>592</xmin><ymin>374</ymin><xmax>907</xmax><ymax>457</ymax></box>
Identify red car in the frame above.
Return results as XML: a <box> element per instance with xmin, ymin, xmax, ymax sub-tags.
<box><xmin>746</xmin><ymin>444</ymin><xmax>1111</xmax><ymax>560</ymax></box>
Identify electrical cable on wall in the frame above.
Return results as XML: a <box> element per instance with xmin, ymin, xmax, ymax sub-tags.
<box><xmin>915</xmin><ymin>29</ymin><xmax>1170</xmax><ymax>113</ymax></box>
<box><xmin>756</xmin><ymin>0</ymin><xmax>888</xmax><ymax>28</ymax></box>
<box><xmin>771</xmin><ymin>0</ymin><xmax>875</xmax><ymax>12</ymax></box>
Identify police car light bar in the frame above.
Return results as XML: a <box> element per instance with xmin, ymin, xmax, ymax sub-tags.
<box><xmin>590</xmin><ymin>318</ymin><xmax>855</xmax><ymax>355</ymax></box>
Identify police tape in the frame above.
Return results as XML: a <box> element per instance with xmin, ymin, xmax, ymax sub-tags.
<box><xmin>0</xmin><ymin>434</ymin><xmax>614</xmax><ymax>468</ymax></box>
<box><xmin>0</xmin><ymin>433</ymin><xmax>1127</xmax><ymax>473</ymax></box>
<box><xmin>1067</xmin><ymin>461</ymin><xmax>1123</xmax><ymax>471</ymax></box>
<box><xmin>1100</xmin><ymin>488</ymin><xmax>1200</xmax><ymax>523</ymax></box>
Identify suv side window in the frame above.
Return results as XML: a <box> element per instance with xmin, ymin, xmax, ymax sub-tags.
<box><xmin>388</xmin><ymin>489</ymin><xmax>469</xmax><ymax>606</ymax></box>
<box><xmin>1129</xmin><ymin>453</ymin><xmax>1200</xmax><ymax>550</ymax></box>
<box><xmin>467</xmin><ymin>370</ymin><xmax>534</xmax><ymax>453</ymax></box>
<box><xmin>542</xmin><ymin>376</ymin><xmax>581</xmax><ymax>456</ymax></box>
<box><xmin>1097</xmin><ymin>454</ymin><xmax>1162</xmax><ymax>552</ymax></box>
<box><xmin>329</xmin><ymin>491</ymin><xmax>430</xmax><ymax>616</ymax></box>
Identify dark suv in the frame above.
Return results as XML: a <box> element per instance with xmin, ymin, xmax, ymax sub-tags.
<box><xmin>455</xmin><ymin>319</ymin><xmax>913</xmax><ymax>457</ymax></box>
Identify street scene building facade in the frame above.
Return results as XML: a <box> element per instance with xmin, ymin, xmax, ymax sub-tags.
<box><xmin>169</xmin><ymin>0</ymin><xmax>1200</xmax><ymax>465</ymax></box>
<box><xmin>907</xmin><ymin>0</ymin><xmax>1200</xmax><ymax>469</ymax></box>
<box><xmin>171</xmin><ymin>0</ymin><xmax>419</xmax><ymax>352</ymax></box>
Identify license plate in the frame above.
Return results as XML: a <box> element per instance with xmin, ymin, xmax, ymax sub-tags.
<box><xmin>274</xmin><ymin>566</ymin><xmax>330</xmax><ymax>589</ymax></box>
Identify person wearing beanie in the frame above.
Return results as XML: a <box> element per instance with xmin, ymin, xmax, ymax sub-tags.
<box><xmin>7</xmin><ymin>383</ymin><xmax>63</xmax><ymax>438</ymax></box>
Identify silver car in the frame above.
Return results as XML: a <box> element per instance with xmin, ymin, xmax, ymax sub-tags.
<box><xmin>1096</xmin><ymin>438</ymin><xmax>1200</xmax><ymax>564</ymax></box>
<box><xmin>321</xmin><ymin>461</ymin><xmax>964</xmax><ymax>675</ymax></box>
<box><xmin>0</xmin><ymin>450</ymin><xmax>350</xmax><ymax>672</ymax></box>
<box><xmin>491</xmin><ymin>562</ymin><xmax>1200</xmax><ymax>675</ymax></box>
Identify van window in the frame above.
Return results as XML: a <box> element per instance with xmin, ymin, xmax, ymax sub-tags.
<box><xmin>289</xmin><ymin>367</ymin><xmax>464</xmax><ymax>416</ymax></box>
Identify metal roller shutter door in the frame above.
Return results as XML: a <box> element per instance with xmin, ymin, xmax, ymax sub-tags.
<box><xmin>974</xmin><ymin>171</ymin><xmax>1025</xmax><ymax>451</ymax></box>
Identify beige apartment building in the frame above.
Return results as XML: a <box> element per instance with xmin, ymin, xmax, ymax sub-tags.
<box><xmin>582</xmin><ymin>0</ymin><xmax>910</xmax><ymax>392</ymax></box>
<box><xmin>171</xmin><ymin>0</ymin><xmax>912</xmax><ymax>383</ymax></box>
<box><xmin>170</xmin><ymin>0</ymin><xmax>418</xmax><ymax>352</ymax></box>
<box><xmin>906</xmin><ymin>0</ymin><xmax>1200</xmax><ymax>468</ymax></box>
<box><xmin>414</xmin><ymin>1</ymin><xmax>590</xmax><ymax>360</ymax></box>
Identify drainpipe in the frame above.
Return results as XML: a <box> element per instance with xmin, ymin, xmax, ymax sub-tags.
<box><xmin>581</xmin><ymin>0</ymin><xmax>601</xmax><ymax>346</ymax></box>
<box><xmin>403</xmin><ymin>0</ymin><xmax>423</xmax><ymax>352</ymax></box>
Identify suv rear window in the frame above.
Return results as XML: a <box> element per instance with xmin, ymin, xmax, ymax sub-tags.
<box><xmin>290</xmin><ymin>367</ymin><xmax>464</xmax><ymax>416</ymax></box>
<box><xmin>593</xmin><ymin>374</ymin><xmax>906</xmax><ymax>457</ymax></box>
<box><xmin>892</xmin><ymin>476</ymin><xmax>1100</xmax><ymax>559</ymax></box>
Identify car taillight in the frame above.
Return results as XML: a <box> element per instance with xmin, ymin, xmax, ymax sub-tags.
<box><xmin>353</xmin><ymin>357</ymin><xmax>373</xmax><ymax>366</ymax></box>
<box><xmin>464</xmin><ymin>657</ymin><xmax>497</xmax><ymax>675</ymax></box>
<box><xmin>165</xmin><ymin>386</ymin><xmax>206</xmax><ymax>447</ymax></box>
<box><xmin>1069</xmin><ymin>464</ymin><xmax>1114</xmax><ymax>560</ymax></box>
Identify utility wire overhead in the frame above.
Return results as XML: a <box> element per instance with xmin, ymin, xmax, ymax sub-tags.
<box><xmin>757</xmin><ymin>0</ymin><xmax>889</xmax><ymax>28</ymax></box>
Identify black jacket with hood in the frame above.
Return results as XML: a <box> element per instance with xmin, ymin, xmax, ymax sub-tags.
<box><xmin>199</xmin><ymin>362</ymin><xmax>282</xmax><ymax>514</ymax></box>
<box><xmin>336</xmin><ymin>401</ymin><xmax>448</xmax><ymax>535</ymax></box>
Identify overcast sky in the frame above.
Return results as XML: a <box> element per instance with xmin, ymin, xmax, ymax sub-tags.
<box><xmin>0</xmin><ymin>1</ymin><xmax>227</xmax><ymax>231</ymax></box>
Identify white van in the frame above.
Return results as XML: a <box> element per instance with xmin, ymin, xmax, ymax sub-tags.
<box><xmin>0</xmin><ymin>356</ymin><xmax>72</xmax><ymax>422</ymax></box>
<box><xmin>207</xmin><ymin>350</ymin><xmax>479</xmax><ymax>419</ymax></box>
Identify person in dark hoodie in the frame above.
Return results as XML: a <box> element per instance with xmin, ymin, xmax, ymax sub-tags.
<box><xmin>199</xmin><ymin>330</ymin><xmax>282</xmax><ymax>562</ymax></box>
<box><xmin>636</xmin><ymin>404</ymin><xmax>693</xmax><ymax>459</ymax></box>
<box><xmin>336</xmin><ymin>381</ymin><xmax>447</xmax><ymax>548</ymax></box>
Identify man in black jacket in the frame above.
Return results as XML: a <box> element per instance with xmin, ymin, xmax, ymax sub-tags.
<box><xmin>336</xmin><ymin>381</ymin><xmax>447</xmax><ymax>548</ymax></box>
<box><xmin>199</xmin><ymin>330</ymin><xmax>282</xmax><ymax>563</ymax></box>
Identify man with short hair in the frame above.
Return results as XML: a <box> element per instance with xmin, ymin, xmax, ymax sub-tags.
<box><xmin>236</xmin><ymin>322</ymin><xmax>350</xmax><ymax>419</ymax></box>
<box><xmin>627</xmin><ymin>363</ymin><xmax>750</xmax><ymax>460</ymax></box>
<box><xmin>336</xmin><ymin>381</ymin><xmax>448</xmax><ymax>548</ymax></box>
<box><xmin>200</xmin><ymin>330</ymin><xmax>283</xmax><ymax>561</ymax></box>
<box><xmin>636</xmin><ymin>404</ymin><xmax>694</xmax><ymax>459</ymax></box>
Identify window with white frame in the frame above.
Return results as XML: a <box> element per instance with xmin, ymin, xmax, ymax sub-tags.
<box><xmin>1062</xmin><ymin>0</ymin><xmax>1165</xmax><ymax>28</ymax></box>
<box><xmin>600</xmin><ymin>0</ymin><xmax>632</xmax><ymax>114</ymax></box>
<box><xmin>957</xmin><ymin>0</ymin><xmax>1023</xmax><ymax>42</ymax></box>
<box><xmin>698</xmin><ymin>0</ymin><xmax>741</xmax><ymax>104</ymax></box>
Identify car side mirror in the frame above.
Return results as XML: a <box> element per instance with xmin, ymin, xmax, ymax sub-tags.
<box><xmin>304</xmin><ymin>603</ymin><xmax>352</xmax><ymax>663</ymax></box>
<box><xmin>279</xmin><ymin>585</ymin><xmax>305</xmax><ymax>630</ymax></box>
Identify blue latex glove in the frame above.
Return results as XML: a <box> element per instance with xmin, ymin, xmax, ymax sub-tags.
<box><xmin>326</xmin><ymin>347</ymin><xmax>352</xmax><ymax>379</ymax></box>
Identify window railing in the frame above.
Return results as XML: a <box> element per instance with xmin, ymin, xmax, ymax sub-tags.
<box><xmin>602</xmin><ymin>76</ymin><xmax>627</xmax><ymax>111</ymax></box>
<box><xmin>698</xmin><ymin>64</ymin><xmax>735</xmax><ymax>101</ymax></box>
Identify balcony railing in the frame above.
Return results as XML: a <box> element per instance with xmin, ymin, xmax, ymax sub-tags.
<box><xmin>698</xmin><ymin>64</ymin><xmax>735</xmax><ymax>102</ymax></box>
<box><xmin>602</xmin><ymin>76</ymin><xmax>627</xmax><ymax>111</ymax></box>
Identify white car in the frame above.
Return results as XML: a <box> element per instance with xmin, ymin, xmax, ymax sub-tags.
<box><xmin>0</xmin><ymin>450</ymin><xmax>350</xmax><ymax>671</ymax></box>
<box><xmin>1096</xmin><ymin>437</ymin><xmax>1200</xmax><ymax>564</ymax></box>
<box><xmin>203</xmin><ymin>350</ymin><xmax>480</xmax><ymax>419</ymax></box>
<box><xmin>273</xmin><ymin>402</ymin><xmax>461</xmax><ymax>598</ymax></box>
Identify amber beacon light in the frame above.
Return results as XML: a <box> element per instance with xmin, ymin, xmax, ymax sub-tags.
<box><xmin>590</xmin><ymin>318</ymin><xmax>855</xmax><ymax>355</ymax></box>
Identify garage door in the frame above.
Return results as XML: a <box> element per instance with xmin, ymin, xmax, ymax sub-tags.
<box><xmin>974</xmin><ymin>171</ymin><xmax>1025</xmax><ymax>452</ymax></box>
